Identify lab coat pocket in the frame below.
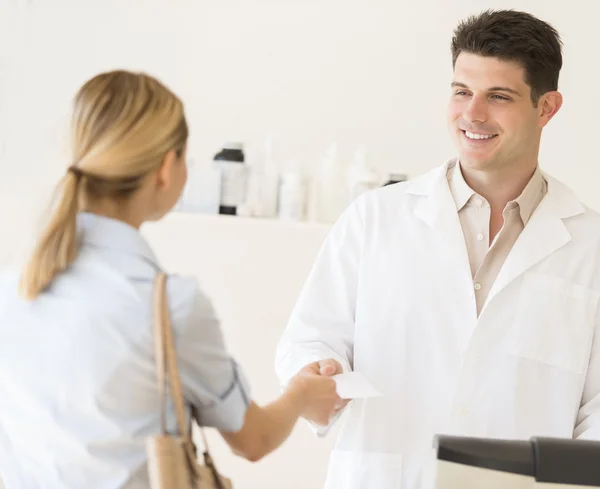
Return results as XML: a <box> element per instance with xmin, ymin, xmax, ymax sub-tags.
<box><xmin>324</xmin><ymin>450</ymin><xmax>403</xmax><ymax>489</ymax></box>
<box><xmin>508</xmin><ymin>271</ymin><xmax>599</xmax><ymax>374</ymax></box>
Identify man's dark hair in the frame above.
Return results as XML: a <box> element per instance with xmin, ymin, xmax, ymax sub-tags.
<box><xmin>451</xmin><ymin>9</ymin><xmax>563</xmax><ymax>104</ymax></box>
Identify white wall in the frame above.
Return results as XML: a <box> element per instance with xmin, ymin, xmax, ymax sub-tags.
<box><xmin>142</xmin><ymin>213</ymin><xmax>337</xmax><ymax>489</ymax></box>
<box><xmin>1</xmin><ymin>0</ymin><xmax>600</xmax><ymax>261</ymax></box>
<box><xmin>1</xmin><ymin>1</ymin><xmax>599</xmax><ymax>487</ymax></box>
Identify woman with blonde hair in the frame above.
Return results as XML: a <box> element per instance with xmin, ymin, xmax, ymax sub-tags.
<box><xmin>0</xmin><ymin>70</ymin><xmax>340</xmax><ymax>488</ymax></box>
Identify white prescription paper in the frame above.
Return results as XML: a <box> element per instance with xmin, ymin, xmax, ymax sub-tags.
<box><xmin>333</xmin><ymin>372</ymin><xmax>383</xmax><ymax>399</ymax></box>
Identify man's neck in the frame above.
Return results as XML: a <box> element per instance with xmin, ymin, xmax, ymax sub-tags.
<box><xmin>460</xmin><ymin>162</ymin><xmax>538</xmax><ymax>212</ymax></box>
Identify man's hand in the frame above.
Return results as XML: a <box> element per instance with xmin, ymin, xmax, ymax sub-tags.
<box><xmin>296</xmin><ymin>358</ymin><xmax>351</xmax><ymax>425</ymax></box>
<box><xmin>299</xmin><ymin>358</ymin><xmax>343</xmax><ymax>377</ymax></box>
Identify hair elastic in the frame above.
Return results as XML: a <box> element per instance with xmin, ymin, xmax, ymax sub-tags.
<box><xmin>67</xmin><ymin>166</ymin><xmax>85</xmax><ymax>179</ymax></box>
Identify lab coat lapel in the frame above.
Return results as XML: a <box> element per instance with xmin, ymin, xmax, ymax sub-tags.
<box><xmin>410</xmin><ymin>161</ymin><xmax>476</xmax><ymax>318</ymax></box>
<box><xmin>481</xmin><ymin>175</ymin><xmax>585</xmax><ymax>313</ymax></box>
<box><xmin>410</xmin><ymin>160</ymin><xmax>457</xmax><ymax>225</ymax></box>
<box><xmin>412</xmin><ymin>163</ymin><xmax>467</xmax><ymax>256</ymax></box>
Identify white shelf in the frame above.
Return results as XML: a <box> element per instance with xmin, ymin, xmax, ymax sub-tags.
<box><xmin>163</xmin><ymin>210</ymin><xmax>333</xmax><ymax>232</ymax></box>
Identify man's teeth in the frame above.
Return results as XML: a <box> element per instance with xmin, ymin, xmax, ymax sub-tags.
<box><xmin>465</xmin><ymin>131</ymin><xmax>496</xmax><ymax>140</ymax></box>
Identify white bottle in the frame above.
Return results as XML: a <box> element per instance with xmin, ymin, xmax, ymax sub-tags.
<box><xmin>260</xmin><ymin>134</ymin><xmax>280</xmax><ymax>218</ymax></box>
<box><xmin>277</xmin><ymin>170</ymin><xmax>307</xmax><ymax>221</ymax></box>
<box><xmin>241</xmin><ymin>134</ymin><xmax>280</xmax><ymax>218</ymax></box>
<box><xmin>238</xmin><ymin>144</ymin><xmax>262</xmax><ymax>217</ymax></box>
<box><xmin>347</xmin><ymin>148</ymin><xmax>381</xmax><ymax>202</ymax></box>
<box><xmin>176</xmin><ymin>158</ymin><xmax>221</xmax><ymax>214</ymax></box>
<box><xmin>309</xmin><ymin>143</ymin><xmax>347</xmax><ymax>223</ymax></box>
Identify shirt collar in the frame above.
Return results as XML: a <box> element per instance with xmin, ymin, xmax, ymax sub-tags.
<box><xmin>514</xmin><ymin>167</ymin><xmax>546</xmax><ymax>225</ymax></box>
<box><xmin>448</xmin><ymin>160</ymin><xmax>476</xmax><ymax>211</ymax></box>
<box><xmin>448</xmin><ymin>161</ymin><xmax>546</xmax><ymax>224</ymax></box>
<box><xmin>78</xmin><ymin>212</ymin><xmax>159</xmax><ymax>266</ymax></box>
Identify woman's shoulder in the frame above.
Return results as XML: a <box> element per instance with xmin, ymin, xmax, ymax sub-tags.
<box><xmin>0</xmin><ymin>266</ymin><xmax>20</xmax><ymax>304</ymax></box>
<box><xmin>163</xmin><ymin>274</ymin><xmax>217</xmax><ymax>333</ymax></box>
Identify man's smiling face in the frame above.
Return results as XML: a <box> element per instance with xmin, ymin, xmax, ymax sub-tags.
<box><xmin>447</xmin><ymin>52</ymin><xmax>543</xmax><ymax>173</ymax></box>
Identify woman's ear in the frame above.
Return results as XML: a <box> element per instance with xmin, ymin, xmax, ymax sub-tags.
<box><xmin>156</xmin><ymin>149</ymin><xmax>178</xmax><ymax>188</ymax></box>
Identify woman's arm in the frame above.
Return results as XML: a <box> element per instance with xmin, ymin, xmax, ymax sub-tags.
<box><xmin>168</xmin><ymin>278</ymin><xmax>340</xmax><ymax>462</ymax></box>
<box><xmin>220</xmin><ymin>374</ymin><xmax>339</xmax><ymax>462</ymax></box>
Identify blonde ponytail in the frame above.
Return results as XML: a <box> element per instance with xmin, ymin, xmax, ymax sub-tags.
<box><xmin>18</xmin><ymin>70</ymin><xmax>188</xmax><ymax>301</ymax></box>
<box><xmin>19</xmin><ymin>170</ymin><xmax>82</xmax><ymax>300</ymax></box>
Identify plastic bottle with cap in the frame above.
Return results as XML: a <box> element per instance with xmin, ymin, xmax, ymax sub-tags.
<box><xmin>176</xmin><ymin>158</ymin><xmax>221</xmax><ymax>214</ymax></box>
<box><xmin>213</xmin><ymin>142</ymin><xmax>248</xmax><ymax>215</ymax></box>
<box><xmin>238</xmin><ymin>134</ymin><xmax>280</xmax><ymax>218</ymax></box>
<box><xmin>347</xmin><ymin>147</ymin><xmax>381</xmax><ymax>201</ymax></box>
<box><xmin>277</xmin><ymin>163</ymin><xmax>307</xmax><ymax>221</ymax></box>
<box><xmin>309</xmin><ymin>143</ymin><xmax>347</xmax><ymax>223</ymax></box>
<box><xmin>261</xmin><ymin>134</ymin><xmax>280</xmax><ymax>218</ymax></box>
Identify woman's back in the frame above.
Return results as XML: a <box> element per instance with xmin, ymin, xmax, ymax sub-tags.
<box><xmin>0</xmin><ymin>213</ymin><xmax>247</xmax><ymax>489</ymax></box>
<box><xmin>0</xmin><ymin>69</ymin><xmax>340</xmax><ymax>489</ymax></box>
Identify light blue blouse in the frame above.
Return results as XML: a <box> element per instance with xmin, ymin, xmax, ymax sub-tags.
<box><xmin>0</xmin><ymin>212</ymin><xmax>251</xmax><ymax>489</ymax></box>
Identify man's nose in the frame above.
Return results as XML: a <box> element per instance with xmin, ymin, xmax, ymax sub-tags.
<box><xmin>463</xmin><ymin>95</ymin><xmax>489</xmax><ymax>124</ymax></box>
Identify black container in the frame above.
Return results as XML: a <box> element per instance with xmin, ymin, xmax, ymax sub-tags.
<box><xmin>383</xmin><ymin>173</ymin><xmax>408</xmax><ymax>186</ymax></box>
<box><xmin>214</xmin><ymin>142</ymin><xmax>246</xmax><ymax>215</ymax></box>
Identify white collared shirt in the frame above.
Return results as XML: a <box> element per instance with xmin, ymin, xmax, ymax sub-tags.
<box><xmin>447</xmin><ymin>161</ymin><xmax>547</xmax><ymax>315</ymax></box>
<box><xmin>0</xmin><ymin>212</ymin><xmax>250</xmax><ymax>489</ymax></box>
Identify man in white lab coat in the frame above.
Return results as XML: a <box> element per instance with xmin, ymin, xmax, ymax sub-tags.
<box><xmin>275</xmin><ymin>9</ymin><xmax>600</xmax><ymax>489</ymax></box>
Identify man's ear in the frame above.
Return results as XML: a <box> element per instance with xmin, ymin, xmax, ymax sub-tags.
<box><xmin>537</xmin><ymin>91</ymin><xmax>563</xmax><ymax>128</ymax></box>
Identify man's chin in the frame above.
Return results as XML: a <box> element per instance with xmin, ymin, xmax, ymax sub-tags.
<box><xmin>458</xmin><ymin>156</ymin><xmax>496</xmax><ymax>172</ymax></box>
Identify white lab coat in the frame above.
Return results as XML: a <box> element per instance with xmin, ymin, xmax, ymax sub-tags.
<box><xmin>275</xmin><ymin>160</ymin><xmax>600</xmax><ymax>489</ymax></box>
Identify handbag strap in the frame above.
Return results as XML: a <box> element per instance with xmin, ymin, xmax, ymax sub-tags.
<box><xmin>153</xmin><ymin>273</ymin><xmax>190</xmax><ymax>438</ymax></box>
<box><xmin>152</xmin><ymin>274</ymin><xmax>218</xmax><ymax>464</ymax></box>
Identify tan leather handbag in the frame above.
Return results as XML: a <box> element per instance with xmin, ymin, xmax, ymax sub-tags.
<box><xmin>147</xmin><ymin>273</ymin><xmax>233</xmax><ymax>489</ymax></box>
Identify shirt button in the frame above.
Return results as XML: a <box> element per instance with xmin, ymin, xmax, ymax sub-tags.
<box><xmin>474</xmin><ymin>282</ymin><xmax>482</xmax><ymax>291</ymax></box>
<box><xmin>477</xmin><ymin>233</ymin><xmax>484</xmax><ymax>241</ymax></box>
<box><xmin>476</xmin><ymin>198</ymin><xmax>484</xmax><ymax>207</ymax></box>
